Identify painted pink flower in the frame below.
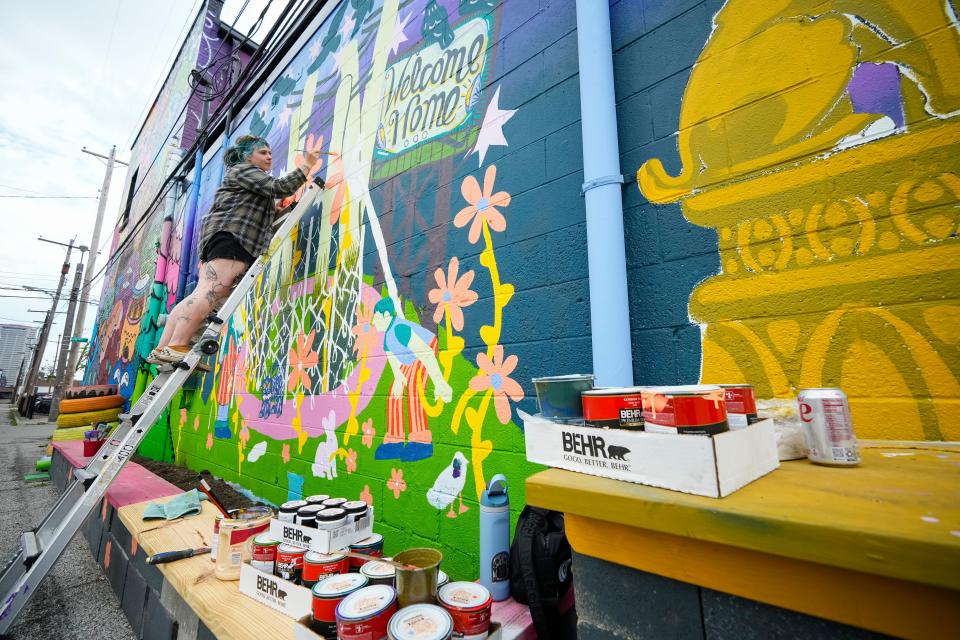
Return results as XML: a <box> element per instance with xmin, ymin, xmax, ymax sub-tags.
<box><xmin>193</xmin><ymin>416</ymin><xmax>200</xmax><ymax>431</ymax></box>
<box><xmin>288</xmin><ymin>330</ymin><xmax>319</xmax><ymax>393</ymax></box>
<box><xmin>205</xmin><ymin>432</ymin><xmax>214</xmax><ymax>450</ymax></box>
<box><xmin>352</xmin><ymin>290</ymin><xmax>379</xmax><ymax>355</ymax></box>
<box><xmin>428</xmin><ymin>257</ymin><xmax>478</xmax><ymax>331</ymax></box>
<box><xmin>361</xmin><ymin>418</ymin><xmax>375</xmax><ymax>448</ymax></box>
<box><xmin>346</xmin><ymin>448</ymin><xmax>357</xmax><ymax>473</ymax></box>
<box><xmin>282</xmin><ymin>443</ymin><xmax>291</xmax><ymax>464</ymax></box>
<box><xmin>469</xmin><ymin>345</ymin><xmax>525</xmax><ymax>424</ymax></box>
<box><xmin>239</xmin><ymin>421</ymin><xmax>250</xmax><ymax>446</ymax></box>
<box><xmin>180</xmin><ymin>408</ymin><xmax>188</xmax><ymax>426</ymax></box>
<box><xmin>359</xmin><ymin>485</ymin><xmax>373</xmax><ymax>507</ymax></box>
<box><xmin>454</xmin><ymin>164</ymin><xmax>511</xmax><ymax>244</ymax></box>
<box><xmin>387</xmin><ymin>468</ymin><xmax>407</xmax><ymax>499</ymax></box>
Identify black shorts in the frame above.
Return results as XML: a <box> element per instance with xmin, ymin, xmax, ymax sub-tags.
<box><xmin>199</xmin><ymin>232</ymin><xmax>255</xmax><ymax>266</ymax></box>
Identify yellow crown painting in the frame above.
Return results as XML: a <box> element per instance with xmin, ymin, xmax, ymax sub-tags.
<box><xmin>638</xmin><ymin>0</ymin><xmax>960</xmax><ymax>441</ymax></box>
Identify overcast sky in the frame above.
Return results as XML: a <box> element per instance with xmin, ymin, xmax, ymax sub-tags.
<box><xmin>0</xmin><ymin>0</ymin><xmax>281</xmax><ymax>374</ymax></box>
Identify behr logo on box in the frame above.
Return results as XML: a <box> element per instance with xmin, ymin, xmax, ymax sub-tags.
<box><xmin>283</xmin><ymin>526</ymin><xmax>312</xmax><ymax>545</ymax></box>
<box><xmin>256</xmin><ymin>574</ymin><xmax>287</xmax><ymax>601</ymax></box>
<box><xmin>561</xmin><ymin>431</ymin><xmax>631</xmax><ymax>471</ymax></box>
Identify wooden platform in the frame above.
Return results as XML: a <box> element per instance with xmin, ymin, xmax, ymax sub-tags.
<box><xmin>527</xmin><ymin>440</ymin><xmax>960</xmax><ymax>639</ymax></box>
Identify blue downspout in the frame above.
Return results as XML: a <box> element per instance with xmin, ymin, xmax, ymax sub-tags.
<box><xmin>576</xmin><ymin>0</ymin><xmax>634</xmax><ymax>387</ymax></box>
<box><xmin>176</xmin><ymin>147</ymin><xmax>204</xmax><ymax>300</ymax></box>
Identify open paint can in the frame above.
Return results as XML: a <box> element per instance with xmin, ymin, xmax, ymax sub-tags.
<box><xmin>532</xmin><ymin>374</ymin><xmax>594</xmax><ymax>419</ymax></box>
<box><xmin>641</xmin><ymin>385</ymin><xmax>729</xmax><ymax>435</ymax></box>
<box><xmin>437</xmin><ymin>582</ymin><xmax>493</xmax><ymax>639</ymax></box>
<box><xmin>387</xmin><ymin>603</ymin><xmax>454</xmax><ymax>640</ymax></box>
<box><xmin>394</xmin><ymin>548</ymin><xmax>442</xmax><ymax>608</ymax></box>
<box><xmin>336</xmin><ymin>584</ymin><xmax>398</xmax><ymax>640</ymax></box>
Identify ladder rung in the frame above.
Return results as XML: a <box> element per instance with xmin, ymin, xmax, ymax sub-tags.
<box><xmin>21</xmin><ymin>532</ymin><xmax>40</xmax><ymax>568</ymax></box>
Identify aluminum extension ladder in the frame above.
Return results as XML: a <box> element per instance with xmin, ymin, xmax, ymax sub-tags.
<box><xmin>0</xmin><ymin>179</ymin><xmax>324</xmax><ymax>634</ymax></box>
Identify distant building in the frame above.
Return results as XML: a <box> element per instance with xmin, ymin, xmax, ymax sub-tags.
<box><xmin>0</xmin><ymin>324</ymin><xmax>37</xmax><ymax>388</ymax></box>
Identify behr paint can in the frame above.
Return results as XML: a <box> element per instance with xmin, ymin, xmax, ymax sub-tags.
<box><xmin>387</xmin><ymin>603</ymin><xmax>454</xmax><ymax>640</ymax></box>
<box><xmin>349</xmin><ymin>533</ymin><xmax>385</xmax><ymax>571</ymax></box>
<box><xmin>336</xmin><ymin>584</ymin><xmax>398</xmax><ymax>640</ymax></box>
<box><xmin>312</xmin><ymin>573</ymin><xmax>369</xmax><ymax>638</ymax></box>
<box><xmin>581</xmin><ymin>387</ymin><xmax>646</xmax><ymax>430</ymax></box>
<box><xmin>276</xmin><ymin>543</ymin><xmax>306</xmax><ymax>584</ymax></box>
<box><xmin>437</xmin><ymin>582</ymin><xmax>493</xmax><ymax>640</ymax></box>
<box><xmin>641</xmin><ymin>385</ymin><xmax>729</xmax><ymax>435</ymax></box>
<box><xmin>250</xmin><ymin>533</ymin><xmax>280</xmax><ymax>574</ymax></box>
<box><xmin>719</xmin><ymin>384</ymin><xmax>759</xmax><ymax>429</ymax></box>
<box><xmin>303</xmin><ymin>551</ymin><xmax>350</xmax><ymax>589</ymax></box>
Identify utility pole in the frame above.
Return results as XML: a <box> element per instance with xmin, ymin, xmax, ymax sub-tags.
<box><xmin>66</xmin><ymin>146</ymin><xmax>128</xmax><ymax>384</ymax></box>
<box><xmin>49</xmin><ymin>253</ymin><xmax>86</xmax><ymax>422</ymax></box>
<box><xmin>19</xmin><ymin>239</ymin><xmax>74</xmax><ymax>417</ymax></box>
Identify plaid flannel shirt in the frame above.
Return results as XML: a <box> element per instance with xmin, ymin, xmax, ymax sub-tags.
<box><xmin>197</xmin><ymin>162</ymin><xmax>307</xmax><ymax>260</ymax></box>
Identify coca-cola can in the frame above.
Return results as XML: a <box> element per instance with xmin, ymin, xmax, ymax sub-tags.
<box><xmin>797</xmin><ymin>388</ymin><xmax>859</xmax><ymax>466</ymax></box>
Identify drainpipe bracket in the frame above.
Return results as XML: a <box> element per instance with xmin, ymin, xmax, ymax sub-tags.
<box><xmin>581</xmin><ymin>174</ymin><xmax>628</xmax><ymax>196</ymax></box>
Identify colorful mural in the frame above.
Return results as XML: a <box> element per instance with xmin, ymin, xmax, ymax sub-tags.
<box><xmin>155</xmin><ymin>0</ymin><xmax>542</xmax><ymax>579</ymax></box>
<box><xmin>637</xmin><ymin>0</ymin><xmax>960</xmax><ymax>441</ymax></box>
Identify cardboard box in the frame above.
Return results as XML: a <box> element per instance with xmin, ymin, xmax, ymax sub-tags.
<box><xmin>269</xmin><ymin>509</ymin><xmax>374</xmax><ymax>553</ymax></box>
<box><xmin>238</xmin><ymin>562</ymin><xmax>312</xmax><ymax>619</ymax></box>
<box><xmin>523</xmin><ymin>414</ymin><xmax>779</xmax><ymax>497</ymax></box>
<box><xmin>293</xmin><ymin>616</ymin><xmax>503</xmax><ymax>640</ymax></box>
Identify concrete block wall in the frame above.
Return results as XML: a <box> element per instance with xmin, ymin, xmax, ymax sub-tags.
<box><xmin>620</xmin><ymin>0</ymin><xmax>960</xmax><ymax>441</ymax></box>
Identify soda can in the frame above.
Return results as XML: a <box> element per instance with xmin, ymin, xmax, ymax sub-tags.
<box><xmin>797</xmin><ymin>388</ymin><xmax>859</xmax><ymax>466</ymax></box>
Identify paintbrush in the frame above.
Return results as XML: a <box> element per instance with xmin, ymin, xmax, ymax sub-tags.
<box><xmin>146</xmin><ymin>547</ymin><xmax>211</xmax><ymax>565</ymax></box>
<box><xmin>197</xmin><ymin>474</ymin><xmax>230</xmax><ymax>518</ymax></box>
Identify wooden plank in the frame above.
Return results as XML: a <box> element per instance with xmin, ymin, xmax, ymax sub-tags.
<box><xmin>119</xmin><ymin>499</ymin><xmax>293</xmax><ymax>640</ymax></box>
<box><xmin>565</xmin><ymin>515</ymin><xmax>959</xmax><ymax>640</ymax></box>
<box><xmin>526</xmin><ymin>441</ymin><xmax>960</xmax><ymax>590</ymax></box>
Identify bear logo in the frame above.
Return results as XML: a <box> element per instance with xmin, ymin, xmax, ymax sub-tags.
<box><xmin>608</xmin><ymin>445</ymin><xmax>630</xmax><ymax>460</ymax></box>
<box><xmin>277</xmin><ymin>589</ymin><xmax>287</xmax><ymax>601</ymax></box>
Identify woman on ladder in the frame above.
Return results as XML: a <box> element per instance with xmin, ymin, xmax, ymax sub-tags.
<box><xmin>146</xmin><ymin>135</ymin><xmax>321</xmax><ymax>367</ymax></box>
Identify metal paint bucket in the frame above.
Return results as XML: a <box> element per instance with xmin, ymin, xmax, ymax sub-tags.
<box><xmin>360</xmin><ymin>560</ymin><xmax>397</xmax><ymax>587</ymax></box>
<box><xmin>303</xmin><ymin>551</ymin><xmax>350</xmax><ymax>589</ymax></box>
<box><xmin>350</xmin><ymin>533</ymin><xmax>385</xmax><ymax>572</ymax></box>
<box><xmin>719</xmin><ymin>384</ymin><xmax>759</xmax><ymax>429</ymax></box>
<box><xmin>312</xmin><ymin>573</ymin><xmax>369</xmax><ymax>638</ymax></box>
<box><xmin>394</xmin><ymin>548</ymin><xmax>442</xmax><ymax>608</ymax></box>
<box><xmin>532</xmin><ymin>374</ymin><xmax>595</xmax><ymax>419</ymax></box>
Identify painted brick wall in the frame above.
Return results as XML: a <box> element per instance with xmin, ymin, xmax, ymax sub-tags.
<box><xmin>623</xmin><ymin>0</ymin><xmax>960</xmax><ymax>441</ymax></box>
<box><xmin>154</xmin><ymin>0</ymin><xmax>590</xmax><ymax>581</ymax></box>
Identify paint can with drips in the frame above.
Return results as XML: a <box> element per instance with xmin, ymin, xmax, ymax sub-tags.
<box><xmin>303</xmin><ymin>551</ymin><xmax>350</xmax><ymax>589</ymax></box>
<box><xmin>719</xmin><ymin>384</ymin><xmax>759</xmax><ymax>429</ymax></box>
<box><xmin>581</xmin><ymin>387</ymin><xmax>646</xmax><ymax>430</ymax></box>
<box><xmin>437</xmin><ymin>582</ymin><xmax>493</xmax><ymax>640</ymax></box>
<box><xmin>336</xmin><ymin>584</ymin><xmax>398</xmax><ymax>640</ymax></box>
<box><xmin>276</xmin><ymin>543</ymin><xmax>306</xmax><ymax>584</ymax></box>
<box><xmin>641</xmin><ymin>385</ymin><xmax>729</xmax><ymax>435</ymax></box>
<box><xmin>312</xmin><ymin>573</ymin><xmax>369</xmax><ymax>638</ymax></box>
<box><xmin>387</xmin><ymin>603</ymin><xmax>454</xmax><ymax>640</ymax></box>
<box><xmin>349</xmin><ymin>533</ymin><xmax>385</xmax><ymax>572</ymax></box>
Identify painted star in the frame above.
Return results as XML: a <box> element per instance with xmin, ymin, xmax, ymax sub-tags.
<box><xmin>469</xmin><ymin>85</ymin><xmax>516</xmax><ymax>166</ymax></box>
<box><xmin>309</xmin><ymin>39</ymin><xmax>322</xmax><ymax>59</ymax></box>
<box><xmin>278</xmin><ymin>105</ymin><xmax>294</xmax><ymax>127</ymax></box>
<box><xmin>331</xmin><ymin>46</ymin><xmax>347</xmax><ymax>74</ymax></box>
<box><xmin>340</xmin><ymin>9</ymin><xmax>356</xmax><ymax>42</ymax></box>
<box><xmin>390</xmin><ymin>12</ymin><xmax>412</xmax><ymax>55</ymax></box>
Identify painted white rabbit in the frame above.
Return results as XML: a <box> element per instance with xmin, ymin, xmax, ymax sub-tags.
<box><xmin>311</xmin><ymin>409</ymin><xmax>339</xmax><ymax>480</ymax></box>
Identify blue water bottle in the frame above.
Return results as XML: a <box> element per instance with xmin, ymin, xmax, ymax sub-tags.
<box><xmin>480</xmin><ymin>474</ymin><xmax>511</xmax><ymax>601</ymax></box>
